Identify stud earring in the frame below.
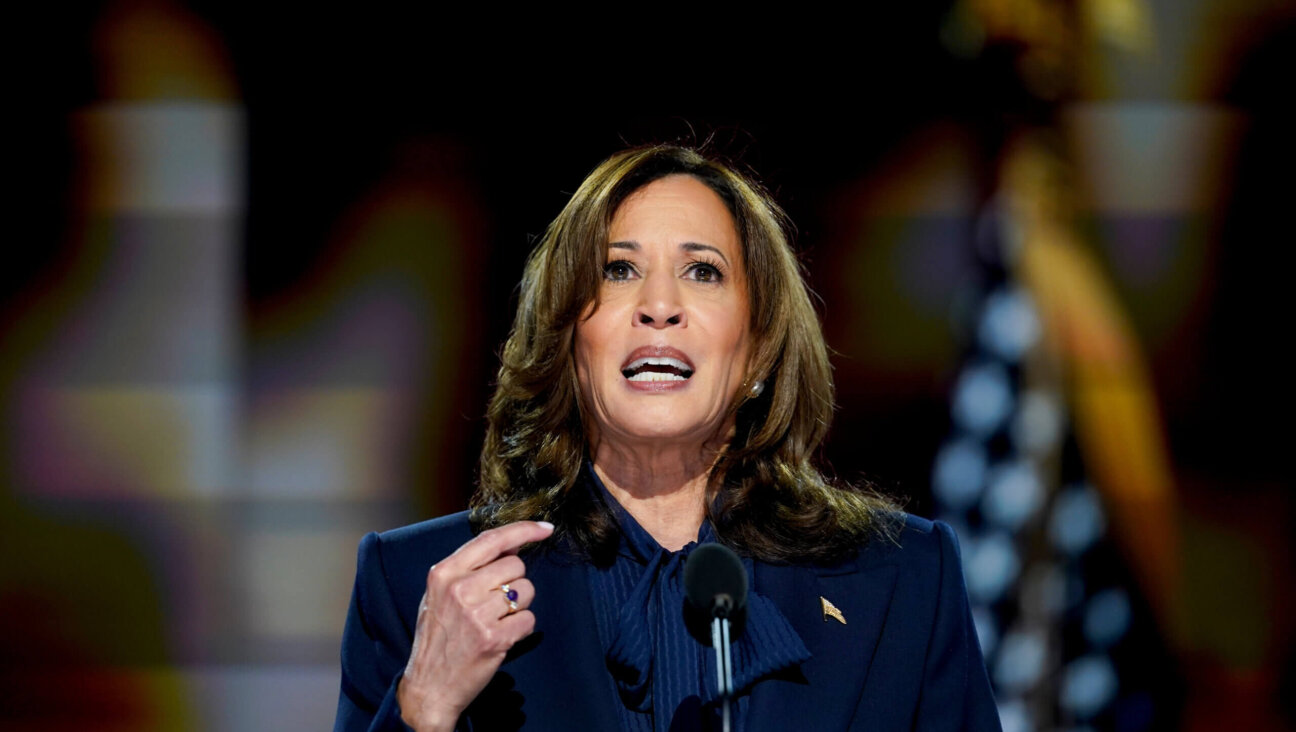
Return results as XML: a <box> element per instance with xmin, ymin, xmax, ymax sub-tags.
<box><xmin>749</xmin><ymin>380</ymin><xmax>765</xmax><ymax>398</ymax></box>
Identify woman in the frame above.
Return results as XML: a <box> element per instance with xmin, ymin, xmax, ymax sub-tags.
<box><xmin>334</xmin><ymin>146</ymin><xmax>1000</xmax><ymax>731</ymax></box>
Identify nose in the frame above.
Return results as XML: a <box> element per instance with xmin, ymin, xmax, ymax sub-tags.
<box><xmin>633</xmin><ymin>274</ymin><xmax>686</xmax><ymax>329</ymax></box>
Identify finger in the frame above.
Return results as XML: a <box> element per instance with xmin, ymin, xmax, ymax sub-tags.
<box><xmin>461</xmin><ymin>605</ymin><xmax>537</xmax><ymax>656</ymax></box>
<box><xmin>497</xmin><ymin>609</ymin><xmax>537</xmax><ymax>645</ymax></box>
<box><xmin>430</xmin><ymin>555</ymin><xmax>526</xmax><ymax>619</ymax></box>
<box><xmin>491</xmin><ymin>578</ymin><xmax>535</xmax><ymax>619</ymax></box>
<box><xmin>443</xmin><ymin>521</ymin><xmax>555</xmax><ymax>572</ymax></box>
<box><xmin>464</xmin><ymin>576</ymin><xmax>536</xmax><ymax>624</ymax></box>
<box><xmin>464</xmin><ymin>573</ymin><xmax>534</xmax><ymax>620</ymax></box>
<box><xmin>468</xmin><ymin>554</ymin><xmax>527</xmax><ymax>594</ymax></box>
<box><xmin>471</xmin><ymin>576</ymin><xmax>535</xmax><ymax>616</ymax></box>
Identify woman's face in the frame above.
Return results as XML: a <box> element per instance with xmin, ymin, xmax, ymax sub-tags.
<box><xmin>575</xmin><ymin>174</ymin><xmax>751</xmax><ymax>451</ymax></box>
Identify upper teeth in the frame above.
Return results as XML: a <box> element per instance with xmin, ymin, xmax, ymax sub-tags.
<box><xmin>625</xmin><ymin>357</ymin><xmax>691</xmax><ymax>372</ymax></box>
<box><xmin>623</xmin><ymin>357</ymin><xmax>693</xmax><ymax>381</ymax></box>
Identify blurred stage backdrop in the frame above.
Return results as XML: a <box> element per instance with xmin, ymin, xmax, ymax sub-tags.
<box><xmin>5</xmin><ymin>1</ymin><xmax>1294</xmax><ymax>729</ymax></box>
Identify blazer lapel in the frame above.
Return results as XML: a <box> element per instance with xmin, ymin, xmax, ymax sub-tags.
<box><xmin>472</xmin><ymin>549</ymin><xmax>621</xmax><ymax>731</ymax></box>
<box><xmin>746</xmin><ymin>557</ymin><xmax>900</xmax><ymax>732</ymax></box>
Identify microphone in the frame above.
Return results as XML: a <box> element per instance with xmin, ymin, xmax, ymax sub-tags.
<box><xmin>684</xmin><ymin>543</ymin><xmax>748</xmax><ymax>732</ymax></box>
<box><xmin>684</xmin><ymin>543</ymin><xmax>749</xmax><ymax>630</ymax></box>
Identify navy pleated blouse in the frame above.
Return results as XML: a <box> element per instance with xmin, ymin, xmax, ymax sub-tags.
<box><xmin>584</xmin><ymin>468</ymin><xmax>811</xmax><ymax>732</ymax></box>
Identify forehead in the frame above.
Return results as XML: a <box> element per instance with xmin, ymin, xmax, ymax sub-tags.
<box><xmin>609</xmin><ymin>175</ymin><xmax>739</xmax><ymax>251</ymax></box>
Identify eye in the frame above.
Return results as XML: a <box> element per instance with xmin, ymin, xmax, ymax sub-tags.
<box><xmin>685</xmin><ymin>261</ymin><xmax>725</xmax><ymax>283</ymax></box>
<box><xmin>603</xmin><ymin>260</ymin><xmax>638</xmax><ymax>282</ymax></box>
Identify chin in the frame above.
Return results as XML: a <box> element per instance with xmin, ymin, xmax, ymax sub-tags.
<box><xmin>606</xmin><ymin>412</ymin><xmax>728</xmax><ymax>446</ymax></box>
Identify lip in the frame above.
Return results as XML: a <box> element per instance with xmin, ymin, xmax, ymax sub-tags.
<box><xmin>620</xmin><ymin>345</ymin><xmax>695</xmax><ymax>392</ymax></box>
<box><xmin>620</xmin><ymin>345</ymin><xmax>695</xmax><ymax>372</ymax></box>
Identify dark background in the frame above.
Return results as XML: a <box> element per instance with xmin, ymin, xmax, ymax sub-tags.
<box><xmin>6</xmin><ymin>1</ymin><xmax>1294</xmax><ymax>729</ymax></box>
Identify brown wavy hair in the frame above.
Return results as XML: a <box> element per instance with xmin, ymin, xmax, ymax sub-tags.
<box><xmin>471</xmin><ymin>145</ymin><xmax>897</xmax><ymax>562</ymax></box>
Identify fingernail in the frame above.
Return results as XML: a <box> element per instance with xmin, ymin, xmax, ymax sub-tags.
<box><xmin>537</xmin><ymin>521</ymin><xmax>555</xmax><ymax>530</ymax></box>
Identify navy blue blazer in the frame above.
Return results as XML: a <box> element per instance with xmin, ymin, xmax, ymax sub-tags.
<box><xmin>334</xmin><ymin>512</ymin><xmax>1000</xmax><ymax>731</ymax></box>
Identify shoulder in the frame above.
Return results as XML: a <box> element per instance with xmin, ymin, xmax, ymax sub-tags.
<box><xmin>847</xmin><ymin>513</ymin><xmax>973</xmax><ymax>646</ymax></box>
<box><xmin>837</xmin><ymin>513</ymin><xmax>969</xmax><ymax>617</ymax></box>
<box><xmin>367</xmin><ymin>510</ymin><xmax>477</xmax><ymax>562</ymax></box>
<box><xmin>761</xmin><ymin>513</ymin><xmax>965</xmax><ymax>609</ymax></box>
<box><xmin>846</xmin><ymin>511</ymin><xmax>961</xmax><ymax>572</ymax></box>
<box><xmin>760</xmin><ymin>512</ymin><xmax>959</xmax><ymax>576</ymax></box>
<box><xmin>352</xmin><ymin>511</ymin><xmax>477</xmax><ymax>612</ymax></box>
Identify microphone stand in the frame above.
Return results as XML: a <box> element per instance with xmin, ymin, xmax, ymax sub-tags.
<box><xmin>710</xmin><ymin>599</ymin><xmax>735</xmax><ymax>732</ymax></box>
<box><xmin>684</xmin><ymin>543</ymin><xmax>746</xmax><ymax>732</ymax></box>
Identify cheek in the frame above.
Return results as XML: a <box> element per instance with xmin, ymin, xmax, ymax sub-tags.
<box><xmin>573</xmin><ymin>334</ymin><xmax>594</xmax><ymax>387</ymax></box>
<box><xmin>573</xmin><ymin>320</ymin><xmax>610</xmax><ymax>399</ymax></box>
<box><xmin>574</xmin><ymin>301</ymin><xmax>623</xmax><ymax>370</ymax></box>
<box><xmin>716</xmin><ymin>309</ymin><xmax>752</xmax><ymax>365</ymax></box>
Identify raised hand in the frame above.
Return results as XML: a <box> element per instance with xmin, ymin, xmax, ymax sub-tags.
<box><xmin>396</xmin><ymin>520</ymin><xmax>554</xmax><ymax>731</ymax></box>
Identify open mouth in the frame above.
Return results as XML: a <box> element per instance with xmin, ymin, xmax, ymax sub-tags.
<box><xmin>621</xmin><ymin>357</ymin><xmax>694</xmax><ymax>382</ymax></box>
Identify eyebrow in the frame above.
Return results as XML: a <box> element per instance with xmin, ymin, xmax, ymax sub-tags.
<box><xmin>607</xmin><ymin>241</ymin><xmax>730</xmax><ymax>266</ymax></box>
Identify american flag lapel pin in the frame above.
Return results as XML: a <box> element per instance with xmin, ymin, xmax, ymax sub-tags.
<box><xmin>820</xmin><ymin>596</ymin><xmax>846</xmax><ymax>624</ymax></box>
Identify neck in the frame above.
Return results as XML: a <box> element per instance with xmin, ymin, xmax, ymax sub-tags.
<box><xmin>590</xmin><ymin>439</ymin><xmax>717</xmax><ymax>552</ymax></box>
